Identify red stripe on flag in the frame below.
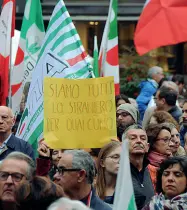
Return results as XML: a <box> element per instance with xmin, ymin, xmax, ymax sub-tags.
<box><xmin>11</xmin><ymin>82</ymin><xmax>22</xmax><ymax>96</ymax></box>
<box><xmin>19</xmin><ymin>123</ymin><xmax>26</xmax><ymax>136</ymax></box>
<box><xmin>0</xmin><ymin>55</ymin><xmax>10</xmax><ymax>105</ymax></box>
<box><xmin>14</xmin><ymin>47</ymin><xmax>24</xmax><ymax>66</ymax></box>
<box><xmin>115</xmin><ymin>83</ymin><xmax>120</xmax><ymax>95</ymax></box>
<box><xmin>66</xmin><ymin>51</ymin><xmax>87</xmax><ymax>66</ymax></box>
<box><xmin>99</xmin><ymin>51</ymin><xmax>103</xmax><ymax>71</ymax></box>
<box><xmin>11</xmin><ymin>0</ymin><xmax>15</xmax><ymax>37</ymax></box>
<box><xmin>106</xmin><ymin>45</ymin><xmax>119</xmax><ymax>66</ymax></box>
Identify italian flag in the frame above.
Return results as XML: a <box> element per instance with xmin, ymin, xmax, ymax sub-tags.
<box><xmin>0</xmin><ymin>0</ymin><xmax>15</xmax><ymax>105</ymax></box>
<box><xmin>99</xmin><ymin>0</ymin><xmax>119</xmax><ymax>95</ymax></box>
<box><xmin>134</xmin><ymin>0</ymin><xmax>187</xmax><ymax>55</ymax></box>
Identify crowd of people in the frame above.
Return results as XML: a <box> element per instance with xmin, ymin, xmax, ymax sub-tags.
<box><xmin>0</xmin><ymin>66</ymin><xmax>187</xmax><ymax>209</ymax></box>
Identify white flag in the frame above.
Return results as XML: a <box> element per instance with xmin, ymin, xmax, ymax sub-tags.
<box><xmin>16</xmin><ymin>0</ymin><xmax>92</xmax><ymax>149</ymax></box>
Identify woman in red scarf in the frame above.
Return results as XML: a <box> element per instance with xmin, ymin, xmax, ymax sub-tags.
<box><xmin>146</xmin><ymin>123</ymin><xmax>173</xmax><ymax>191</ymax></box>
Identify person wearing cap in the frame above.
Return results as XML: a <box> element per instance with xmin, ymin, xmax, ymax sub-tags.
<box><xmin>122</xmin><ymin>124</ymin><xmax>154</xmax><ymax>210</ymax></box>
<box><xmin>116</xmin><ymin>104</ymin><xmax>139</xmax><ymax>141</ymax></box>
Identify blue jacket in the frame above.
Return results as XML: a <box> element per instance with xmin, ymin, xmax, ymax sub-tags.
<box><xmin>81</xmin><ymin>188</ymin><xmax>112</xmax><ymax>210</ymax></box>
<box><xmin>180</xmin><ymin>126</ymin><xmax>187</xmax><ymax>147</ymax></box>
<box><xmin>136</xmin><ymin>80</ymin><xmax>157</xmax><ymax>121</ymax></box>
<box><xmin>0</xmin><ymin>134</ymin><xmax>35</xmax><ymax>161</ymax></box>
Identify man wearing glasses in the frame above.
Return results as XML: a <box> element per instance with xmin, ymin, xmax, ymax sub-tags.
<box><xmin>54</xmin><ymin>150</ymin><xmax>111</xmax><ymax>210</ymax></box>
<box><xmin>0</xmin><ymin>106</ymin><xmax>34</xmax><ymax>160</ymax></box>
<box><xmin>122</xmin><ymin>124</ymin><xmax>154</xmax><ymax>210</ymax></box>
<box><xmin>0</xmin><ymin>152</ymin><xmax>35</xmax><ymax>206</ymax></box>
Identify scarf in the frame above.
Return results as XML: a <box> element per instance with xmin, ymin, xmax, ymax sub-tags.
<box><xmin>148</xmin><ymin>151</ymin><xmax>168</xmax><ymax>167</ymax></box>
<box><xmin>142</xmin><ymin>193</ymin><xmax>187</xmax><ymax>210</ymax></box>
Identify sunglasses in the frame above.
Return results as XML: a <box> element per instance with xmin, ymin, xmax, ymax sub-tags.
<box><xmin>55</xmin><ymin>166</ymin><xmax>81</xmax><ymax>176</ymax></box>
<box><xmin>0</xmin><ymin>171</ymin><xmax>25</xmax><ymax>182</ymax></box>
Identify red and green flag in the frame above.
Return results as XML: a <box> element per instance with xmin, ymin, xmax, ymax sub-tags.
<box><xmin>99</xmin><ymin>0</ymin><xmax>119</xmax><ymax>95</ymax></box>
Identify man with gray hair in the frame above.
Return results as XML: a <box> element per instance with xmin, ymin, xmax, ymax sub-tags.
<box><xmin>0</xmin><ymin>152</ymin><xmax>35</xmax><ymax>207</ymax></box>
<box><xmin>136</xmin><ymin>66</ymin><xmax>164</xmax><ymax>120</ymax></box>
<box><xmin>53</xmin><ymin>150</ymin><xmax>111</xmax><ymax>210</ymax></box>
<box><xmin>0</xmin><ymin>106</ymin><xmax>34</xmax><ymax>160</ymax></box>
<box><xmin>122</xmin><ymin>124</ymin><xmax>154</xmax><ymax>210</ymax></box>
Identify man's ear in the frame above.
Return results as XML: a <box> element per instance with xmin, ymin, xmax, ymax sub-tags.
<box><xmin>162</xmin><ymin>98</ymin><xmax>166</xmax><ymax>105</ymax></box>
<box><xmin>11</xmin><ymin>117</ymin><xmax>16</xmax><ymax>127</ymax></box>
<box><xmin>77</xmin><ymin>169</ymin><xmax>87</xmax><ymax>183</ymax></box>
<box><xmin>146</xmin><ymin>143</ymin><xmax>150</xmax><ymax>153</ymax></box>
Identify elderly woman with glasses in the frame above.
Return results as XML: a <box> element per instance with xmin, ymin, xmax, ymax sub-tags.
<box><xmin>146</xmin><ymin>123</ymin><xmax>173</xmax><ymax>191</ymax></box>
<box><xmin>95</xmin><ymin>141</ymin><xmax>121</xmax><ymax>205</ymax></box>
<box><xmin>142</xmin><ymin>156</ymin><xmax>187</xmax><ymax>210</ymax></box>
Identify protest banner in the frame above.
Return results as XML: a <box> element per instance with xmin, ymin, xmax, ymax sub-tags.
<box><xmin>44</xmin><ymin>76</ymin><xmax>116</xmax><ymax>149</ymax></box>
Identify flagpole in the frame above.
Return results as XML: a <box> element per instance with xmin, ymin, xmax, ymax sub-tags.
<box><xmin>8</xmin><ymin>35</ymin><xmax>13</xmax><ymax>108</ymax></box>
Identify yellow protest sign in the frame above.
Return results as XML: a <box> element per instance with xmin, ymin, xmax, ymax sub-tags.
<box><xmin>44</xmin><ymin>76</ymin><xmax>117</xmax><ymax>149</ymax></box>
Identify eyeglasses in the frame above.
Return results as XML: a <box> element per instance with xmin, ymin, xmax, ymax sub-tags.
<box><xmin>116</xmin><ymin>112</ymin><xmax>130</xmax><ymax>118</ymax></box>
<box><xmin>0</xmin><ymin>171</ymin><xmax>25</xmax><ymax>182</ymax></box>
<box><xmin>105</xmin><ymin>155</ymin><xmax>120</xmax><ymax>163</ymax></box>
<box><xmin>55</xmin><ymin>166</ymin><xmax>81</xmax><ymax>176</ymax></box>
<box><xmin>156</xmin><ymin>137</ymin><xmax>171</xmax><ymax>144</ymax></box>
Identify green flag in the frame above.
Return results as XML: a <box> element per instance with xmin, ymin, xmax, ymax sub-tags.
<box><xmin>93</xmin><ymin>35</ymin><xmax>99</xmax><ymax>77</ymax></box>
<box><xmin>16</xmin><ymin>0</ymin><xmax>92</xmax><ymax>150</ymax></box>
<box><xmin>11</xmin><ymin>0</ymin><xmax>45</xmax><ymax>115</ymax></box>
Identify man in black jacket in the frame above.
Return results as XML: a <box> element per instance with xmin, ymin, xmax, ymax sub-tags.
<box><xmin>54</xmin><ymin>150</ymin><xmax>111</xmax><ymax>210</ymax></box>
<box><xmin>123</xmin><ymin>124</ymin><xmax>154</xmax><ymax>210</ymax></box>
<box><xmin>0</xmin><ymin>106</ymin><xmax>34</xmax><ymax>160</ymax></box>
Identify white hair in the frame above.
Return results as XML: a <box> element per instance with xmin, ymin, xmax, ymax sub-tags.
<box><xmin>47</xmin><ymin>197</ymin><xmax>91</xmax><ymax>210</ymax></box>
<box><xmin>147</xmin><ymin>66</ymin><xmax>163</xmax><ymax>78</ymax></box>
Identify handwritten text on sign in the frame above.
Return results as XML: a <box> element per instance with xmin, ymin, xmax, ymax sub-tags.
<box><xmin>44</xmin><ymin>77</ymin><xmax>116</xmax><ymax>149</ymax></box>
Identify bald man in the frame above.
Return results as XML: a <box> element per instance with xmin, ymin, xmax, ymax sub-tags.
<box><xmin>0</xmin><ymin>106</ymin><xmax>34</xmax><ymax>160</ymax></box>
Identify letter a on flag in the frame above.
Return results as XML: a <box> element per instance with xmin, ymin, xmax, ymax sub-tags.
<box><xmin>0</xmin><ymin>0</ymin><xmax>15</xmax><ymax>105</ymax></box>
<box><xmin>16</xmin><ymin>0</ymin><xmax>92</xmax><ymax>151</ymax></box>
<box><xmin>134</xmin><ymin>0</ymin><xmax>187</xmax><ymax>55</ymax></box>
<box><xmin>99</xmin><ymin>0</ymin><xmax>119</xmax><ymax>95</ymax></box>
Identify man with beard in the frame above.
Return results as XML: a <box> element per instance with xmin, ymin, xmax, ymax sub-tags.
<box><xmin>122</xmin><ymin>125</ymin><xmax>154</xmax><ymax>210</ymax></box>
<box><xmin>180</xmin><ymin>100</ymin><xmax>187</xmax><ymax>147</ymax></box>
<box><xmin>116</xmin><ymin>104</ymin><xmax>139</xmax><ymax>141</ymax></box>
